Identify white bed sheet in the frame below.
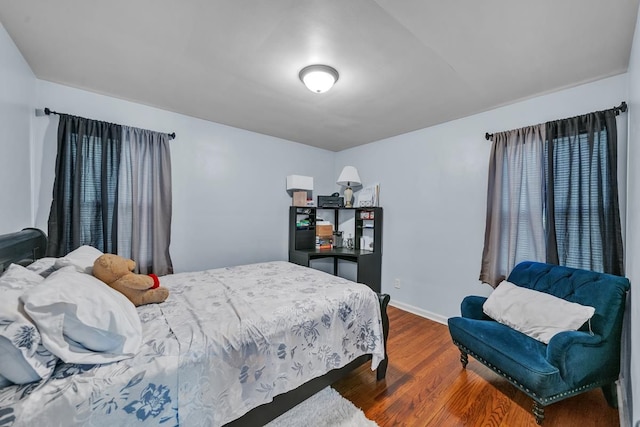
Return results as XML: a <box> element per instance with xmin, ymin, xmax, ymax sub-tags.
<box><xmin>0</xmin><ymin>261</ymin><xmax>384</xmax><ymax>427</ymax></box>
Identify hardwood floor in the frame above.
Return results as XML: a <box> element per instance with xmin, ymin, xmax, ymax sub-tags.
<box><xmin>333</xmin><ymin>306</ymin><xmax>619</xmax><ymax>427</ymax></box>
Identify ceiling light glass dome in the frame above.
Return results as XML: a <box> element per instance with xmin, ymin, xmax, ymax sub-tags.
<box><xmin>299</xmin><ymin>64</ymin><xmax>339</xmax><ymax>93</ymax></box>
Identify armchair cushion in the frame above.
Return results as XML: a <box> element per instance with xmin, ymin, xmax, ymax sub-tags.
<box><xmin>482</xmin><ymin>280</ymin><xmax>595</xmax><ymax>344</ymax></box>
<box><xmin>448</xmin><ymin>316</ymin><xmax>562</xmax><ymax>395</ymax></box>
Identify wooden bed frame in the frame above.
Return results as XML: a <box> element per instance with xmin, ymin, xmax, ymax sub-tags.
<box><xmin>0</xmin><ymin>228</ymin><xmax>390</xmax><ymax>426</ymax></box>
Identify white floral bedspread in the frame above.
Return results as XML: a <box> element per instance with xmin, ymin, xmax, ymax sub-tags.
<box><xmin>0</xmin><ymin>262</ymin><xmax>384</xmax><ymax>426</ymax></box>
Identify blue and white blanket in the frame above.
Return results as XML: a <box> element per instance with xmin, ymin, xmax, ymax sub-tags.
<box><xmin>0</xmin><ymin>261</ymin><xmax>385</xmax><ymax>426</ymax></box>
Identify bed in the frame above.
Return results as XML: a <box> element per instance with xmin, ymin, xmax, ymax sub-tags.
<box><xmin>0</xmin><ymin>228</ymin><xmax>389</xmax><ymax>426</ymax></box>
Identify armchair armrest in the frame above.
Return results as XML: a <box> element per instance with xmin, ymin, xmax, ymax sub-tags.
<box><xmin>460</xmin><ymin>296</ymin><xmax>492</xmax><ymax>320</ymax></box>
<box><xmin>546</xmin><ymin>331</ymin><xmax>608</xmax><ymax>384</ymax></box>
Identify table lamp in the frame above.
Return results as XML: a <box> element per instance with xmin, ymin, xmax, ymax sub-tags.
<box><xmin>336</xmin><ymin>166</ymin><xmax>361</xmax><ymax>208</ymax></box>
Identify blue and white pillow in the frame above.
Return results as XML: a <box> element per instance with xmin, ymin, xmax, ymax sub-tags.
<box><xmin>22</xmin><ymin>267</ymin><xmax>142</xmax><ymax>364</ymax></box>
<box><xmin>0</xmin><ymin>288</ymin><xmax>57</xmax><ymax>385</ymax></box>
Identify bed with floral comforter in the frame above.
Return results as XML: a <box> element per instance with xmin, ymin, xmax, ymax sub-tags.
<box><xmin>0</xmin><ymin>261</ymin><xmax>385</xmax><ymax>426</ymax></box>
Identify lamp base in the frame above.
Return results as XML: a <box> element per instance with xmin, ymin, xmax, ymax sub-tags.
<box><xmin>344</xmin><ymin>186</ymin><xmax>353</xmax><ymax>208</ymax></box>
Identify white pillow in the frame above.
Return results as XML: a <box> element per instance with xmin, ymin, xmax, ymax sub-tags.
<box><xmin>0</xmin><ymin>263</ymin><xmax>45</xmax><ymax>290</ymax></box>
<box><xmin>482</xmin><ymin>280</ymin><xmax>595</xmax><ymax>344</ymax></box>
<box><xmin>26</xmin><ymin>257</ymin><xmax>59</xmax><ymax>277</ymax></box>
<box><xmin>0</xmin><ymin>288</ymin><xmax>57</xmax><ymax>384</ymax></box>
<box><xmin>21</xmin><ymin>267</ymin><xmax>142</xmax><ymax>364</ymax></box>
<box><xmin>54</xmin><ymin>245</ymin><xmax>104</xmax><ymax>274</ymax></box>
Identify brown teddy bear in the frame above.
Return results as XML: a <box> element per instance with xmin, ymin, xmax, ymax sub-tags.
<box><xmin>93</xmin><ymin>254</ymin><xmax>169</xmax><ymax>306</ymax></box>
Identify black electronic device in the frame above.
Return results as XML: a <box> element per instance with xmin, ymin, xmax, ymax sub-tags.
<box><xmin>317</xmin><ymin>195</ymin><xmax>344</xmax><ymax>208</ymax></box>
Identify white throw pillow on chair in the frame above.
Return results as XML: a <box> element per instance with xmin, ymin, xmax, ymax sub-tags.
<box><xmin>482</xmin><ymin>280</ymin><xmax>595</xmax><ymax>344</ymax></box>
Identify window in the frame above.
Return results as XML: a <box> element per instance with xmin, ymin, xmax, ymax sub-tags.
<box><xmin>481</xmin><ymin>109</ymin><xmax>623</xmax><ymax>286</ymax></box>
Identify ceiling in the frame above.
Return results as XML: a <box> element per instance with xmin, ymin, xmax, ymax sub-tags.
<box><xmin>1</xmin><ymin>1</ymin><xmax>638</xmax><ymax>151</ymax></box>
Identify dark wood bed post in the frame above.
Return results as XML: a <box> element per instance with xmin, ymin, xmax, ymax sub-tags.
<box><xmin>377</xmin><ymin>293</ymin><xmax>390</xmax><ymax>381</ymax></box>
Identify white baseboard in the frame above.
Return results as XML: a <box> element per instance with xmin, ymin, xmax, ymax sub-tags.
<box><xmin>388</xmin><ymin>300</ymin><xmax>448</xmax><ymax>325</ymax></box>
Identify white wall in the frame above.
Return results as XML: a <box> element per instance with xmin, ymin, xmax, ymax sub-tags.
<box><xmin>0</xmin><ymin>23</ymin><xmax>36</xmax><ymax>234</ymax></box>
<box><xmin>625</xmin><ymin>5</ymin><xmax>640</xmax><ymax>425</ymax></box>
<box><xmin>335</xmin><ymin>74</ymin><xmax>629</xmax><ymax>322</ymax></box>
<box><xmin>31</xmin><ymin>81</ymin><xmax>335</xmax><ymax>273</ymax></box>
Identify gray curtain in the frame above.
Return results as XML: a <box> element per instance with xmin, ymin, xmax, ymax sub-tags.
<box><xmin>48</xmin><ymin>114</ymin><xmax>173</xmax><ymax>276</ymax></box>
<box><xmin>545</xmin><ymin>110</ymin><xmax>624</xmax><ymax>276</ymax></box>
<box><xmin>47</xmin><ymin>114</ymin><xmax>122</xmax><ymax>256</ymax></box>
<box><xmin>118</xmin><ymin>127</ymin><xmax>173</xmax><ymax>276</ymax></box>
<box><xmin>479</xmin><ymin>125</ymin><xmax>546</xmax><ymax>287</ymax></box>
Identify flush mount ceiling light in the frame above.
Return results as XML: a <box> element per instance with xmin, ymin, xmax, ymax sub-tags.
<box><xmin>299</xmin><ymin>64</ymin><xmax>339</xmax><ymax>93</ymax></box>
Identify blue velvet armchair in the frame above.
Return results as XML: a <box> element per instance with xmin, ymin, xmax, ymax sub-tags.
<box><xmin>447</xmin><ymin>261</ymin><xmax>630</xmax><ymax>424</ymax></box>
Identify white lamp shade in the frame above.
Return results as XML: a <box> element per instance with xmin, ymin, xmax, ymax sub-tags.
<box><xmin>299</xmin><ymin>65</ymin><xmax>339</xmax><ymax>93</ymax></box>
<box><xmin>336</xmin><ymin>166</ymin><xmax>361</xmax><ymax>186</ymax></box>
<box><xmin>286</xmin><ymin>175</ymin><xmax>314</xmax><ymax>191</ymax></box>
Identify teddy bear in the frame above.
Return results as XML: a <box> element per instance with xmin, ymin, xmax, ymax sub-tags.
<box><xmin>92</xmin><ymin>253</ymin><xmax>169</xmax><ymax>306</ymax></box>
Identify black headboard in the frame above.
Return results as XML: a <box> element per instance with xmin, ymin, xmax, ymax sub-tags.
<box><xmin>0</xmin><ymin>228</ymin><xmax>47</xmax><ymax>273</ymax></box>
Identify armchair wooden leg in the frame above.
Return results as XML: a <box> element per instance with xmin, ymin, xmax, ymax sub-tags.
<box><xmin>459</xmin><ymin>350</ymin><xmax>468</xmax><ymax>368</ymax></box>
<box><xmin>532</xmin><ymin>401</ymin><xmax>545</xmax><ymax>425</ymax></box>
<box><xmin>601</xmin><ymin>383</ymin><xmax>618</xmax><ymax>408</ymax></box>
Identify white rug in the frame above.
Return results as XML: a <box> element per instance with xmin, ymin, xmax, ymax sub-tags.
<box><xmin>265</xmin><ymin>387</ymin><xmax>378</xmax><ymax>427</ymax></box>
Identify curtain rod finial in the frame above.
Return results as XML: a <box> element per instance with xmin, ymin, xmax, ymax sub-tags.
<box><xmin>485</xmin><ymin>132</ymin><xmax>493</xmax><ymax>141</ymax></box>
<box><xmin>620</xmin><ymin>101</ymin><xmax>627</xmax><ymax>113</ymax></box>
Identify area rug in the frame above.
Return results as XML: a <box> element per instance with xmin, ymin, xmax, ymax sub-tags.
<box><xmin>265</xmin><ymin>387</ymin><xmax>378</xmax><ymax>427</ymax></box>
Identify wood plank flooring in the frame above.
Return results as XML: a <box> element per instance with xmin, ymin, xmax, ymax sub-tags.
<box><xmin>333</xmin><ymin>306</ymin><xmax>619</xmax><ymax>427</ymax></box>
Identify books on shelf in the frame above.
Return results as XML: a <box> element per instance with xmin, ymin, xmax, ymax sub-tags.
<box><xmin>316</xmin><ymin>222</ymin><xmax>333</xmax><ymax>249</ymax></box>
<box><xmin>296</xmin><ymin>218</ymin><xmax>311</xmax><ymax>229</ymax></box>
<box><xmin>316</xmin><ymin>234</ymin><xmax>333</xmax><ymax>249</ymax></box>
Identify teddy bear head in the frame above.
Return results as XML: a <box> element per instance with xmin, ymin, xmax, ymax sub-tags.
<box><xmin>93</xmin><ymin>253</ymin><xmax>137</xmax><ymax>284</ymax></box>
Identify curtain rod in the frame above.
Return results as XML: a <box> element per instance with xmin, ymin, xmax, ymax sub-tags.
<box><xmin>484</xmin><ymin>101</ymin><xmax>627</xmax><ymax>141</ymax></box>
<box><xmin>42</xmin><ymin>107</ymin><xmax>176</xmax><ymax>140</ymax></box>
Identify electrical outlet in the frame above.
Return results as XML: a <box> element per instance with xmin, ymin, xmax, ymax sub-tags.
<box><xmin>393</xmin><ymin>278</ymin><xmax>401</xmax><ymax>289</ymax></box>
